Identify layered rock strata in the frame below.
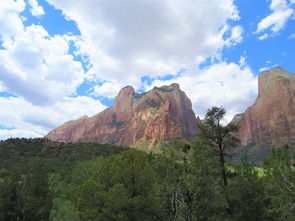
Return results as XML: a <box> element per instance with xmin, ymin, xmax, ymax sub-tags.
<box><xmin>46</xmin><ymin>83</ymin><xmax>199</xmax><ymax>147</ymax></box>
<box><xmin>235</xmin><ymin>67</ymin><xmax>295</xmax><ymax>146</ymax></box>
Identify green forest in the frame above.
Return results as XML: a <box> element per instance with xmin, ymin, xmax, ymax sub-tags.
<box><xmin>1</xmin><ymin>107</ymin><xmax>295</xmax><ymax>221</ymax></box>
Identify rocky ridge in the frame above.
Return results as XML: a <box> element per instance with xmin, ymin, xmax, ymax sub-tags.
<box><xmin>233</xmin><ymin>67</ymin><xmax>295</xmax><ymax>146</ymax></box>
<box><xmin>46</xmin><ymin>83</ymin><xmax>199</xmax><ymax>147</ymax></box>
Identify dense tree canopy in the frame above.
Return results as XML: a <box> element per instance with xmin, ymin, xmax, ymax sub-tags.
<box><xmin>0</xmin><ymin>119</ymin><xmax>294</xmax><ymax>220</ymax></box>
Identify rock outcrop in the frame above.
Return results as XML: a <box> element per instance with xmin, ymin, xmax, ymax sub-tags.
<box><xmin>235</xmin><ymin>67</ymin><xmax>295</xmax><ymax>146</ymax></box>
<box><xmin>46</xmin><ymin>83</ymin><xmax>199</xmax><ymax>147</ymax></box>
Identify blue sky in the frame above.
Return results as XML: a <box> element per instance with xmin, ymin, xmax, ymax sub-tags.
<box><xmin>0</xmin><ymin>0</ymin><xmax>294</xmax><ymax>140</ymax></box>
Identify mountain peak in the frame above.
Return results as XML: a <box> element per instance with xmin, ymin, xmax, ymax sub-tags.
<box><xmin>153</xmin><ymin>83</ymin><xmax>180</xmax><ymax>91</ymax></box>
<box><xmin>237</xmin><ymin>68</ymin><xmax>295</xmax><ymax>146</ymax></box>
<box><xmin>114</xmin><ymin>86</ymin><xmax>136</xmax><ymax>108</ymax></box>
<box><xmin>46</xmin><ymin>83</ymin><xmax>199</xmax><ymax>147</ymax></box>
<box><xmin>118</xmin><ymin>85</ymin><xmax>135</xmax><ymax>95</ymax></box>
<box><xmin>260</xmin><ymin>66</ymin><xmax>295</xmax><ymax>80</ymax></box>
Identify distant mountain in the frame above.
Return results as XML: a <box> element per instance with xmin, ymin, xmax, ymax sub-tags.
<box><xmin>47</xmin><ymin>67</ymin><xmax>295</xmax><ymax>154</ymax></box>
<box><xmin>232</xmin><ymin>67</ymin><xmax>295</xmax><ymax>150</ymax></box>
<box><xmin>46</xmin><ymin>83</ymin><xmax>199</xmax><ymax>147</ymax></box>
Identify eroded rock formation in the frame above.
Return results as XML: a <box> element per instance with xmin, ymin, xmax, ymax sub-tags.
<box><xmin>46</xmin><ymin>83</ymin><xmax>199</xmax><ymax>147</ymax></box>
<box><xmin>235</xmin><ymin>67</ymin><xmax>295</xmax><ymax>146</ymax></box>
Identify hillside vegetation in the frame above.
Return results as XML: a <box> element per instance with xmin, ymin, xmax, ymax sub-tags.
<box><xmin>1</xmin><ymin>107</ymin><xmax>295</xmax><ymax>221</ymax></box>
<box><xmin>0</xmin><ymin>137</ymin><xmax>294</xmax><ymax>221</ymax></box>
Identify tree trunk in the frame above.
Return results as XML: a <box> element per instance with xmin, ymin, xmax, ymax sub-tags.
<box><xmin>218</xmin><ymin>144</ymin><xmax>232</xmax><ymax>215</ymax></box>
<box><xmin>218</xmin><ymin>144</ymin><xmax>227</xmax><ymax>187</ymax></box>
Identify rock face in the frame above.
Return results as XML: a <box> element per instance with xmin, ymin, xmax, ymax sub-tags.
<box><xmin>236</xmin><ymin>67</ymin><xmax>295</xmax><ymax>146</ymax></box>
<box><xmin>46</xmin><ymin>83</ymin><xmax>199</xmax><ymax>147</ymax></box>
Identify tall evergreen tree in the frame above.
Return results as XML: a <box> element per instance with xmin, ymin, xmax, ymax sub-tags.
<box><xmin>198</xmin><ymin>106</ymin><xmax>239</xmax><ymax>187</ymax></box>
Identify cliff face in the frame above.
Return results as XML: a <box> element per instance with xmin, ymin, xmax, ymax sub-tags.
<box><xmin>236</xmin><ymin>67</ymin><xmax>295</xmax><ymax>146</ymax></box>
<box><xmin>46</xmin><ymin>83</ymin><xmax>199</xmax><ymax>147</ymax></box>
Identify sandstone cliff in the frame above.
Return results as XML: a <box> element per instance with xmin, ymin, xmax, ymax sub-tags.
<box><xmin>235</xmin><ymin>67</ymin><xmax>295</xmax><ymax>146</ymax></box>
<box><xmin>46</xmin><ymin>83</ymin><xmax>199</xmax><ymax>147</ymax></box>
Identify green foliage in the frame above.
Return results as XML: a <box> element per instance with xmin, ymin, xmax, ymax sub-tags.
<box><xmin>228</xmin><ymin>155</ymin><xmax>266</xmax><ymax>221</ymax></box>
<box><xmin>160</xmin><ymin>139</ymin><xmax>191</xmax><ymax>163</ymax></box>
<box><xmin>1</xmin><ymin>135</ymin><xmax>295</xmax><ymax>221</ymax></box>
<box><xmin>184</xmin><ymin>139</ymin><xmax>227</xmax><ymax>220</ymax></box>
<box><xmin>198</xmin><ymin>107</ymin><xmax>239</xmax><ymax>151</ymax></box>
<box><xmin>0</xmin><ymin>138</ymin><xmax>126</xmax><ymax>221</ymax></box>
<box><xmin>198</xmin><ymin>106</ymin><xmax>240</xmax><ymax>217</ymax></box>
<box><xmin>0</xmin><ymin>159</ymin><xmax>52</xmax><ymax>221</ymax></box>
<box><xmin>263</xmin><ymin>146</ymin><xmax>295</xmax><ymax>220</ymax></box>
<box><xmin>0</xmin><ymin>138</ymin><xmax>125</xmax><ymax>172</ymax></box>
<box><xmin>49</xmin><ymin>174</ymin><xmax>79</xmax><ymax>221</ymax></box>
<box><xmin>71</xmin><ymin>149</ymin><xmax>158</xmax><ymax>221</ymax></box>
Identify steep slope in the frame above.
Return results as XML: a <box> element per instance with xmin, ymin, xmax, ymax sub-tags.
<box><xmin>46</xmin><ymin>83</ymin><xmax>199</xmax><ymax>147</ymax></box>
<box><xmin>236</xmin><ymin>67</ymin><xmax>295</xmax><ymax>146</ymax></box>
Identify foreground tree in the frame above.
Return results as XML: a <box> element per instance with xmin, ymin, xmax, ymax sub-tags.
<box><xmin>228</xmin><ymin>155</ymin><xmax>266</xmax><ymax>220</ymax></box>
<box><xmin>0</xmin><ymin>159</ymin><xmax>52</xmax><ymax>221</ymax></box>
<box><xmin>263</xmin><ymin>145</ymin><xmax>295</xmax><ymax>220</ymax></box>
<box><xmin>71</xmin><ymin>149</ymin><xmax>158</xmax><ymax>221</ymax></box>
<box><xmin>198</xmin><ymin>106</ymin><xmax>239</xmax><ymax>187</ymax></box>
<box><xmin>186</xmin><ymin>139</ymin><xmax>227</xmax><ymax>220</ymax></box>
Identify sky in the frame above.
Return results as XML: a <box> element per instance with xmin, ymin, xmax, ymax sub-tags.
<box><xmin>0</xmin><ymin>0</ymin><xmax>295</xmax><ymax>140</ymax></box>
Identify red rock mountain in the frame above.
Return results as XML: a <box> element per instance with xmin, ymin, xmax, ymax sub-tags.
<box><xmin>46</xmin><ymin>83</ymin><xmax>199</xmax><ymax>147</ymax></box>
<box><xmin>233</xmin><ymin>67</ymin><xmax>295</xmax><ymax>146</ymax></box>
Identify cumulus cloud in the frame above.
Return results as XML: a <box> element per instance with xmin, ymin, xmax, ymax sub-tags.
<box><xmin>256</xmin><ymin>0</ymin><xmax>294</xmax><ymax>39</ymax></box>
<box><xmin>146</xmin><ymin>61</ymin><xmax>258</xmax><ymax>123</ymax></box>
<box><xmin>0</xmin><ymin>96</ymin><xmax>106</xmax><ymax>140</ymax></box>
<box><xmin>0</xmin><ymin>0</ymin><xmax>25</xmax><ymax>41</ymax></box>
<box><xmin>0</xmin><ymin>1</ymin><xmax>85</xmax><ymax>106</ymax></box>
<box><xmin>91</xmin><ymin>81</ymin><xmax>125</xmax><ymax>98</ymax></box>
<box><xmin>46</xmin><ymin>0</ymin><xmax>241</xmax><ymax>96</ymax></box>
<box><xmin>28</xmin><ymin>0</ymin><xmax>45</xmax><ymax>16</ymax></box>
<box><xmin>0</xmin><ymin>0</ymin><xmax>252</xmax><ymax>139</ymax></box>
<box><xmin>0</xmin><ymin>0</ymin><xmax>104</xmax><ymax>139</ymax></box>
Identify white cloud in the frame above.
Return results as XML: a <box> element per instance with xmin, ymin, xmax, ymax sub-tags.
<box><xmin>258</xmin><ymin>33</ymin><xmax>269</xmax><ymax>40</ymax></box>
<box><xmin>0</xmin><ymin>96</ymin><xmax>106</xmax><ymax>140</ymax></box>
<box><xmin>0</xmin><ymin>0</ymin><xmax>25</xmax><ymax>41</ymax></box>
<box><xmin>91</xmin><ymin>81</ymin><xmax>124</xmax><ymax>98</ymax></box>
<box><xmin>0</xmin><ymin>0</ymin><xmax>255</xmax><ymax>139</ymax></box>
<box><xmin>226</xmin><ymin>25</ymin><xmax>244</xmax><ymax>46</ymax></box>
<box><xmin>0</xmin><ymin>129</ymin><xmax>43</xmax><ymax>141</ymax></box>
<box><xmin>255</xmin><ymin>0</ymin><xmax>294</xmax><ymax>38</ymax></box>
<box><xmin>0</xmin><ymin>3</ymin><xmax>85</xmax><ymax>106</ymax></box>
<box><xmin>28</xmin><ymin>0</ymin><xmax>45</xmax><ymax>16</ymax></box>
<box><xmin>46</xmin><ymin>0</ymin><xmax>241</xmax><ymax>96</ymax></box>
<box><xmin>146</xmin><ymin>61</ymin><xmax>258</xmax><ymax>123</ymax></box>
<box><xmin>289</xmin><ymin>33</ymin><xmax>295</xmax><ymax>38</ymax></box>
<box><xmin>0</xmin><ymin>0</ymin><xmax>105</xmax><ymax>139</ymax></box>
